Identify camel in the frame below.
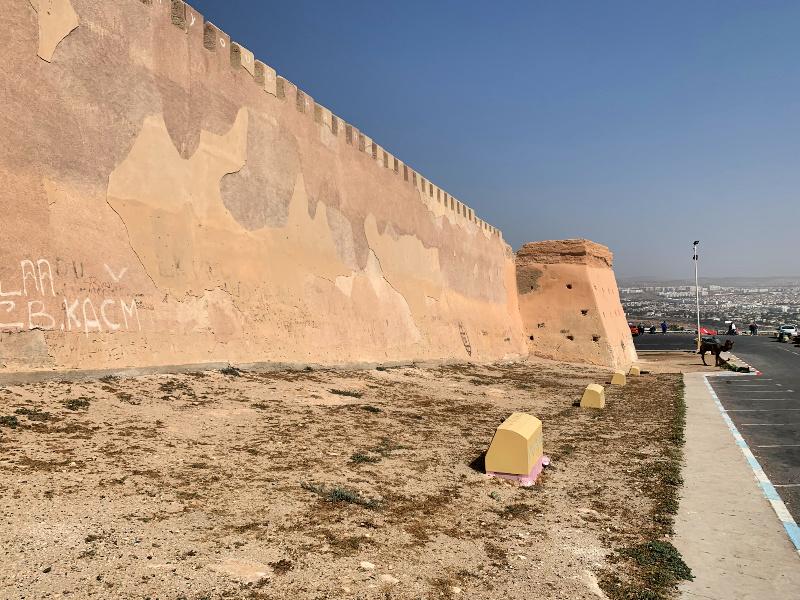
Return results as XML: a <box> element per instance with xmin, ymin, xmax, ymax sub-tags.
<box><xmin>698</xmin><ymin>338</ymin><xmax>734</xmax><ymax>366</ymax></box>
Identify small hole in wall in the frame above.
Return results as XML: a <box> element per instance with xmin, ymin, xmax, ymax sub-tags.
<box><xmin>529</xmin><ymin>335</ymin><xmax>534</xmax><ymax>341</ymax></box>
<box><xmin>592</xmin><ymin>335</ymin><xmax>601</xmax><ymax>342</ymax></box>
<box><xmin>566</xmin><ymin>335</ymin><xmax>574</xmax><ymax>341</ymax></box>
<box><xmin>537</xmin><ymin>322</ymin><xmax>545</xmax><ymax>328</ymax></box>
<box><xmin>581</xmin><ymin>309</ymin><xmax>589</xmax><ymax>316</ymax></box>
<box><xmin>566</xmin><ymin>284</ymin><xmax>573</xmax><ymax>289</ymax></box>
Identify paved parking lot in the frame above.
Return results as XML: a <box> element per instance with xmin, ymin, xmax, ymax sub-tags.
<box><xmin>635</xmin><ymin>333</ymin><xmax>800</xmax><ymax>522</ymax></box>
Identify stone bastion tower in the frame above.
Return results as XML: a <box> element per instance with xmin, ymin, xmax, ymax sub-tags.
<box><xmin>516</xmin><ymin>239</ymin><xmax>637</xmax><ymax>371</ymax></box>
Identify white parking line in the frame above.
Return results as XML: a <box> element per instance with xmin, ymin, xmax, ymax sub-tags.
<box><xmin>721</xmin><ymin>383</ymin><xmax>778</xmax><ymax>386</ymax></box>
<box><xmin>726</xmin><ymin>408</ymin><xmax>800</xmax><ymax>412</ymax></box>
<box><xmin>774</xmin><ymin>484</ymin><xmax>800</xmax><ymax>488</ymax></box>
<box><xmin>717</xmin><ymin>390</ymin><xmax>791</xmax><ymax>393</ymax></box>
<box><xmin>740</xmin><ymin>423</ymin><xmax>800</xmax><ymax>426</ymax></box>
<box><xmin>723</xmin><ymin>390</ymin><xmax>783</xmax><ymax>393</ymax></box>
<box><xmin>757</xmin><ymin>444</ymin><xmax>800</xmax><ymax>448</ymax></box>
<box><xmin>724</xmin><ymin>398</ymin><xmax>796</xmax><ymax>402</ymax></box>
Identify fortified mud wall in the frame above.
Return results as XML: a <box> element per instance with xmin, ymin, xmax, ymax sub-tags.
<box><xmin>516</xmin><ymin>240</ymin><xmax>637</xmax><ymax>370</ymax></box>
<box><xmin>0</xmin><ymin>0</ymin><xmax>527</xmax><ymax>371</ymax></box>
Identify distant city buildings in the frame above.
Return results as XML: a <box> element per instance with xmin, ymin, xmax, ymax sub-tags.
<box><xmin>620</xmin><ymin>284</ymin><xmax>800</xmax><ymax>329</ymax></box>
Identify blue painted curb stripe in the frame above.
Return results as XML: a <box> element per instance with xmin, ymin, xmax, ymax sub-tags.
<box><xmin>703</xmin><ymin>375</ymin><xmax>800</xmax><ymax>557</ymax></box>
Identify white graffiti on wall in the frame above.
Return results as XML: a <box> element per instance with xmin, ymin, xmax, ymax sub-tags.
<box><xmin>0</xmin><ymin>259</ymin><xmax>142</xmax><ymax>335</ymax></box>
<box><xmin>104</xmin><ymin>264</ymin><xmax>128</xmax><ymax>282</ymax></box>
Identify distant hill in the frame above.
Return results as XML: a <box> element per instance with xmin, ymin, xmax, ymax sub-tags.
<box><xmin>619</xmin><ymin>276</ymin><xmax>800</xmax><ymax>287</ymax></box>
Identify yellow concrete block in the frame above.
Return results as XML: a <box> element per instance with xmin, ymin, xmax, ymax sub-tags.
<box><xmin>611</xmin><ymin>370</ymin><xmax>626</xmax><ymax>386</ymax></box>
<box><xmin>485</xmin><ymin>412</ymin><xmax>543</xmax><ymax>476</ymax></box>
<box><xmin>580</xmin><ymin>384</ymin><xmax>605</xmax><ymax>409</ymax></box>
<box><xmin>629</xmin><ymin>365</ymin><xmax>641</xmax><ymax>377</ymax></box>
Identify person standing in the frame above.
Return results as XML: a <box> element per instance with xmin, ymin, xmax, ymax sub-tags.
<box><xmin>661</xmin><ymin>321</ymin><xmax>668</xmax><ymax>334</ymax></box>
<box><xmin>749</xmin><ymin>322</ymin><xmax>757</xmax><ymax>336</ymax></box>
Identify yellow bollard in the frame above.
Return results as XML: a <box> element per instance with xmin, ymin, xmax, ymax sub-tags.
<box><xmin>485</xmin><ymin>412</ymin><xmax>544</xmax><ymax>477</ymax></box>
<box><xmin>580</xmin><ymin>384</ymin><xmax>606</xmax><ymax>409</ymax></box>
<box><xmin>611</xmin><ymin>370</ymin><xmax>626</xmax><ymax>386</ymax></box>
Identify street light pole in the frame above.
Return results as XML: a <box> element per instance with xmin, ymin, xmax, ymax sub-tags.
<box><xmin>693</xmin><ymin>241</ymin><xmax>701</xmax><ymax>351</ymax></box>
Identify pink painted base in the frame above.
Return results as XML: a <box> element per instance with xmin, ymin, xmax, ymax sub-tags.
<box><xmin>487</xmin><ymin>455</ymin><xmax>550</xmax><ymax>487</ymax></box>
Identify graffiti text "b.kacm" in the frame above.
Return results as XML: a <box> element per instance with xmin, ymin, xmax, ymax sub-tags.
<box><xmin>0</xmin><ymin>259</ymin><xmax>142</xmax><ymax>335</ymax></box>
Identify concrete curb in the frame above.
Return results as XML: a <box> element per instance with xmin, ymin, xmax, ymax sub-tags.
<box><xmin>725</xmin><ymin>352</ymin><xmax>762</xmax><ymax>375</ymax></box>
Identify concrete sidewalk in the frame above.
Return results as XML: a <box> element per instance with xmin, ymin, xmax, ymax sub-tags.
<box><xmin>675</xmin><ymin>373</ymin><xmax>800</xmax><ymax>600</ymax></box>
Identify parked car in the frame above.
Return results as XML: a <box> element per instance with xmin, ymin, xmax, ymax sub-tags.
<box><xmin>777</xmin><ymin>324</ymin><xmax>797</xmax><ymax>343</ymax></box>
<box><xmin>629</xmin><ymin>323</ymin><xmax>639</xmax><ymax>337</ymax></box>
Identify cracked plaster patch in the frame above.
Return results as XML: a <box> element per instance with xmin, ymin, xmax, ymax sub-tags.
<box><xmin>105</xmin><ymin>106</ymin><xmax>428</xmax><ymax>350</ymax></box>
<box><xmin>106</xmin><ymin>107</ymin><xmax>395</xmax><ymax>307</ymax></box>
<box><xmin>30</xmin><ymin>0</ymin><xmax>79</xmax><ymax>62</ymax></box>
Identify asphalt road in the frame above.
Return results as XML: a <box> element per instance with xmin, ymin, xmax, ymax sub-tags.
<box><xmin>635</xmin><ymin>333</ymin><xmax>800</xmax><ymax>522</ymax></box>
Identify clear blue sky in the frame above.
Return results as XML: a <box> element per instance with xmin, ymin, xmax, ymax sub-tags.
<box><xmin>187</xmin><ymin>1</ymin><xmax>799</xmax><ymax>279</ymax></box>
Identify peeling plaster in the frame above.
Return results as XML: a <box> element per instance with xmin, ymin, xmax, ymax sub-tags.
<box><xmin>3</xmin><ymin>1</ymin><xmax>535</xmax><ymax>370</ymax></box>
<box><xmin>30</xmin><ymin>0</ymin><xmax>79</xmax><ymax>63</ymax></box>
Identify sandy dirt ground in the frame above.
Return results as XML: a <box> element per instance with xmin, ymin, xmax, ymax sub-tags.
<box><xmin>0</xmin><ymin>359</ymin><xmax>683</xmax><ymax>599</ymax></box>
